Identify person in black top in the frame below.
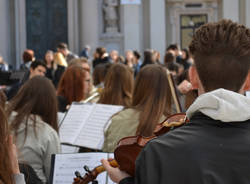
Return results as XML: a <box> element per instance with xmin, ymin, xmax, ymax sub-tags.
<box><xmin>102</xmin><ymin>19</ymin><xmax>250</xmax><ymax>184</ymax></box>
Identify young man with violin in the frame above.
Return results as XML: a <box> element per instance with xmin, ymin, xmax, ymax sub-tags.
<box><xmin>102</xmin><ymin>19</ymin><xmax>250</xmax><ymax>184</ymax></box>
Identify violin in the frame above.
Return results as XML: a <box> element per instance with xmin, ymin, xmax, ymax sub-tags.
<box><xmin>73</xmin><ymin>113</ymin><xmax>187</xmax><ymax>184</ymax></box>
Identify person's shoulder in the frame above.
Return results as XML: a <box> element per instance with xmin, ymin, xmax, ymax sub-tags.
<box><xmin>32</xmin><ymin>115</ymin><xmax>58</xmax><ymax>136</ymax></box>
<box><xmin>112</xmin><ymin>108</ymin><xmax>139</xmax><ymax>121</ymax></box>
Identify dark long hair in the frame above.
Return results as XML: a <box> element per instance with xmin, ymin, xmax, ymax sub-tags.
<box><xmin>7</xmin><ymin>76</ymin><xmax>58</xmax><ymax>139</ymax></box>
<box><xmin>133</xmin><ymin>65</ymin><xmax>172</xmax><ymax>136</ymax></box>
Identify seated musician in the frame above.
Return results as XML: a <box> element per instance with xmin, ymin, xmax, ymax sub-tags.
<box><xmin>98</xmin><ymin>63</ymin><xmax>134</xmax><ymax>107</ymax></box>
<box><xmin>57</xmin><ymin>65</ymin><xmax>91</xmax><ymax>112</ymax></box>
<box><xmin>7</xmin><ymin>76</ymin><xmax>60</xmax><ymax>183</ymax></box>
<box><xmin>102</xmin><ymin>65</ymin><xmax>172</xmax><ymax>152</ymax></box>
<box><xmin>102</xmin><ymin>19</ymin><xmax>250</xmax><ymax>183</ymax></box>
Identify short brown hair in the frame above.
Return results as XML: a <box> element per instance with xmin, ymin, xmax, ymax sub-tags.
<box><xmin>57</xmin><ymin>42</ymin><xmax>68</xmax><ymax>50</ymax></box>
<box><xmin>23</xmin><ymin>49</ymin><xmax>34</xmax><ymax>63</ymax></box>
<box><xmin>189</xmin><ymin>19</ymin><xmax>250</xmax><ymax>92</ymax></box>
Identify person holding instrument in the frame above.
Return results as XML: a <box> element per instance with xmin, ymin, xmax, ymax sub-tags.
<box><xmin>102</xmin><ymin>65</ymin><xmax>172</xmax><ymax>153</ymax></box>
<box><xmin>102</xmin><ymin>19</ymin><xmax>250</xmax><ymax>183</ymax></box>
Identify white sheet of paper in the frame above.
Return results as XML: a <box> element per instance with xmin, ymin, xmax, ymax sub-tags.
<box><xmin>57</xmin><ymin>112</ymin><xmax>66</xmax><ymax>126</ymax></box>
<box><xmin>61</xmin><ymin>144</ymin><xmax>80</xmax><ymax>154</ymax></box>
<box><xmin>52</xmin><ymin>152</ymin><xmax>108</xmax><ymax>184</ymax></box>
<box><xmin>74</xmin><ymin>104</ymin><xmax>123</xmax><ymax>149</ymax></box>
<box><xmin>60</xmin><ymin>103</ymin><xmax>123</xmax><ymax>149</ymax></box>
<box><xmin>59</xmin><ymin>103</ymin><xmax>94</xmax><ymax>144</ymax></box>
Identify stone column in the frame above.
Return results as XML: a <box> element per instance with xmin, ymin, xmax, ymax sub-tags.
<box><xmin>246</xmin><ymin>0</ymin><xmax>250</xmax><ymax>27</ymax></box>
<box><xmin>222</xmin><ymin>0</ymin><xmax>239</xmax><ymax>22</ymax></box>
<box><xmin>122</xmin><ymin>4</ymin><xmax>141</xmax><ymax>52</ymax></box>
<box><xmin>79</xmin><ymin>0</ymin><xmax>99</xmax><ymax>56</ymax></box>
<box><xmin>0</xmin><ymin>0</ymin><xmax>11</xmax><ymax>64</ymax></box>
<box><xmin>9</xmin><ymin>0</ymin><xmax>26</xmax><ymax>69</ymax></box>
<box><xmin>68</xmin><ymin>1</ymin><xmax>79</xmax><ymax>54</ymax></box>
<box><xmin>149</xmin><ymin>0</ymin><xmax>166</xmax><ymax>62</ymax></box>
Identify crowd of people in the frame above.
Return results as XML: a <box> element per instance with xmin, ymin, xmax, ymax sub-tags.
<box><xmin>0</xmin><ymin>19</ymin><xmax>250</xmax><ymax>184</ymax></box>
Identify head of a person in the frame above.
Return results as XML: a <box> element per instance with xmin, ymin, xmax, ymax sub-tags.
<box><xmin>7</xmin><ymin>76</ymin><xmax>58</xmax><ymax>136</ymax></box>
<box><xmin>54</xmin><ymin>52</ymin><xmax>67</xmax><ymax>67</ymax></box>
<box><xmin>44</xmin><ymin>50</ymin><xmax>54</xmax><ymax>65</ymax></box>
<box><xmin>93</xmin><ymin>63</ymin><xmax>112</xmax><ymax>86</ymax></box>
<box><xmin>133</xmin><ymin>65</ymin><xmax>172</xmax><ymax>136</ymax></box>
<box><xmin>125</xmin><ymin>50</ymin><xmax>134</xmax><ymax>61</ymax></box>
<box><xmin>110</xmin><ymin>50</ymin><xmax>119</xmax><ymax>63</ymax></box>
<box><xmin>189</xmin><ymin>19</ymin><xmax>250</xmax><ymax>93</ymax></box>
<box><xmin>166</xmin><ymin>44</ymin><xmax>179</xmax><ymax>57</ymax></box>
<box><xmin>57</xmin><ymin>42</ymin><xmax>69</xmax><ymax>57</ymax></box>
<box><xmin>0</xmin><ymin>55</ymin><xmax>4</xmax><ymax>64</ymax></box>
<box><xmin>143</xmin><ymin>49</ymin><xmax>154</xmax><ymax>64</ymax></box>
<box><xmin>69</xmin><ymin>57</ymin><xmax>90</xmax><ymax>72</ymax></box>
<box><xmin>95</xmin><ymin>47</ymin><xmax>107</xmax><ymax>59</ymax></box>
<box><xmin>57</xmin><ymin>66</ymin><xmax>90</xmax><ymax>104</ymax></box>
<box><xmin>164</xmin><ymin>52</ymin><xmax>175</xmax><ymax>65</ymax></box>
<box><xmin>98</xmin><ymin>63</ymin><xmax>134</xmax><ymax>107</ymax></box>
<box><xmin>181</xmin><ymin>48</ymin><xmax>190</xmax><ymax>60</ymax></box>
<box><xmin>133</xmin><ymin>50</ymin><xmax>141</xmax><ymax>61</ymax></box>
<box><xmin>29</xmin><ymin>60</ymin><xmax>46</xmax><ymax>79</ymax></box>
<box><xmin>0</xmin><ymin>106</ymin><xmax>13</xmax><ymax>184</ymax></box>
<box><xmin>152</xmin><ymin>50</ymin><xmax>160</xmax><ymax>62</ymax></box>
<box><xmin>22</xmin><ymin>49</ymin><xmax>35</xmax><ymax>63</ymax></box>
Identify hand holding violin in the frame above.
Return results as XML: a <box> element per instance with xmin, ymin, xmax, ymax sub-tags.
<box><xmin>101</xmin><ymin>159</ymin><xmax>130</xmax><ymax>183</ymax></box>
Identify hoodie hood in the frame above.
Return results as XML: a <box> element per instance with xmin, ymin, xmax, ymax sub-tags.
<box><xmin>186</xmin><ymin>88</ymin><xmax>250</xmax><ymax>122</ymax></box>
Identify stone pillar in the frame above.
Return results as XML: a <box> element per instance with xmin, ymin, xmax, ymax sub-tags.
<box><xmin>79</xmin><ymin>0</ymin><xmax>99</xmax><ymax>56</ymax></box>
<box><xmin>246</xmin><ymin>0</ymin><xmax>250</xmax><ymax>27</ymax></box>
<box><xmin>122</xmin><ymin>4</ymin><xmax>141</xmax><ymax>52</ymax></box>
<box><xmin>0</xmin><ymin>0</ymin><xmax>11</xmax><ymax>64</ymax></box>
<box><xmin>222</xmin><ymin>0</ymin><xmax>239</xmax><ymax>22</ymax></box>
<box><xmin>68</xmin><ymin>1</ymin><xmax>79</xmax><ymax>54</ymax></box>
<box><xmin>149</xmin><ymin>0</ymin><xmax>166</xmax><ymax>62</ymax></box>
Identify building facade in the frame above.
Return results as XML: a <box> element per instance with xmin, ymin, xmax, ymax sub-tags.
<box><xmin>0</xmin><ymin>0</ymin><xmax>250</xmax><ymax>69</ymax></box>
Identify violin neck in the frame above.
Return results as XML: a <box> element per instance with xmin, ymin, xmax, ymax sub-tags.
<box><xmin>95</xmin><ymin>159</ymin><xmax>119</xmax><ymax>173</ymax></box>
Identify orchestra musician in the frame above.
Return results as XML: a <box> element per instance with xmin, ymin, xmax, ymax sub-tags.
<box><xmin>98</xmin><ymin>63</ymin><xmax>134</xmax><ymax>107</ymax></box>
<box><xmin>102</xmin><ymin>65</ymin><xmax>172</xmax><ymax>153</ymax></box>
<box><xmin>7</xmin><ymin>76</ymin><xmax>60</xmax><ymax>183</ymax></box>
<box><xmin>102</xmin><ymin>19</ymin><xmax>250</xmax><ymax>184</ymax></box>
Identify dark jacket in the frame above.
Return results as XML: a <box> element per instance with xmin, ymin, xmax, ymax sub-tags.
<box><xmin>120</xmin><ymin>112</ymin><xmax>250</xmax><ymax>184</ymax></box>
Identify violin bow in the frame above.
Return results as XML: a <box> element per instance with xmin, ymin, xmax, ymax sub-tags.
<box><xmin>166</xmin><ymin>69</ymin><xmax>182</xmax><ymax>113</ymax></box>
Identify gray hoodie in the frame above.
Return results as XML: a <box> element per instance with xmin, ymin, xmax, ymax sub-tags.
<box><xmin>187</xmin><ymin>88</ymin><xmax>250</xmax><ymax>122</ymax></box>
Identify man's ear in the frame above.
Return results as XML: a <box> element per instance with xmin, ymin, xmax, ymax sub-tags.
<box><xmin>242</xmin><ymin>71</ymin><xmax>250</xmax><ymax>91</ymax></box>
<box><xmin>188</xmin><ymin>66</ymin><xmax>199</xmax><ymax>89</ymax></box>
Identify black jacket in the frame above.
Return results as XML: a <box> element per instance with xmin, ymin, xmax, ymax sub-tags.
<box><xmin>120</xmin><ymin>113</ymin><xmax>250</xmax><ymax>184</ymax></box>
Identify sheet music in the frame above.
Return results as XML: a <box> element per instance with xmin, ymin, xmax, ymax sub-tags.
<box><xmin>60</xmin><ymin>103</ymin><xmax>123</xmax><ymax>149</ymax></box>
<box><xmin>74</xmin><ymin>104</ymin><xmax>123</xmax><ymax>149</ymax></box>
<box><xmin>61</xmin><ymin>144</ymin><xmax>80</xmax><ymax>154</ymax></box>
<box><xmin>57</xmin><ymin>112</ymin><xmax>66</xmax><ymax>126</ymax></box>
<box><xmin>59</xmin><ymin>103</ymin><xmax>94</xmax><ymax>144</ymax></box>
<box><xmin>51</xmin><ymin>152</ymin><xmax>108</xmax><ymax>184</ymax></box>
